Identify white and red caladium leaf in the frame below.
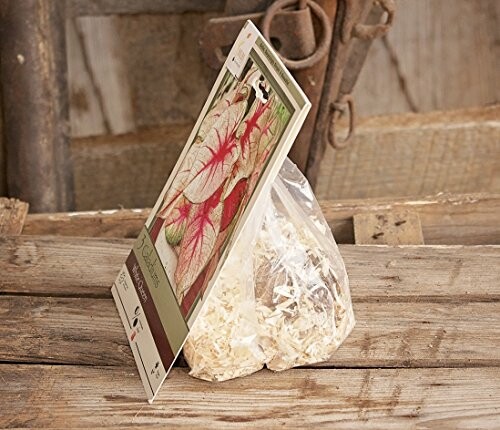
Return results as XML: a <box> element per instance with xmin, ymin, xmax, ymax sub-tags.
<box><xmin>175</xmin><ymin>187</ymin><xmax>224</xmax><ymax>300</ymax></box>
<box><xmin>223</xmin><ymin>99</ymin><xmax>272</xmax><ymax>198</ymax></box>
<box><xmin>220</xmin><ymin>178</ymin><xmax>247</xmax><ymax>232</ymax></box>
<box><xmin>164</xmin><ymin>196</ymin><xmax>192</xmax><ymax>246</ymax></box>
<box><xmin>183</xmin><ymin>100</ymin><xmax>247</xmax><ymax>203</ymax></box>
<box><xmin>157</xmin><ymin>145</ymin><xmax>200</xmax><ymax>219</ymax></box>
<box><xmin>197</xmin><ymin>81</ymin><xmax>249</xmax><ymax>142</ymax></box>
<box><xmin>180</xmin><ymin>248</ymin><xmax>220</xmax><ymax>317</ymax></box>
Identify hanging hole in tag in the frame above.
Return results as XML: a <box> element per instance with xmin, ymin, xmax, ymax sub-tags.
<box><xmin>248</xmin><ymin>71</ymin><xmax>271</xmax><ymax>104</ymax></box>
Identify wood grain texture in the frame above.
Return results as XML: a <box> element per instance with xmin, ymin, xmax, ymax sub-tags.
<box><xmin>0</xmin><ymin>89</ymin><xmax>5</xmax><ymax>197</ymax></box>
<box><xmin>2</xmin><ymin>365</ymin><xmax>499</xmax><ymax>428</ymax></box>
<box><xmin>67</xmin><ymin>17</ymin><xmax>135</xmax><ymax>138</ymax></box>
<box><xmin>316</xmin><ymin>106</ymin><xmax>500</xmax><ymax>200</ymax></box>
<box><xmin>24</xmin><ymin>208</ymin><xmax>149</xmax><ymax>238</ymax></box>
<box><xmin>353</xmin><ymin>211</ymin><xmax>424</xmax><ymax>245</ymax></box>
<box><xmin>65</xmin><ymin>12</ymin><xmax>213</xmax><ymax>140</ymax></box>
<box><xmin>1</xmin><ymin>0</ymin><xmax>74</xmax><ymax>212</ymax></box>
<box><xmin>114</xmin><ymin>13</ymin><xmax>213</xmax><ymax>129</ymax></box>
<box><xmin>22</xmin><ymin>193</ymin><xmax>500</xmax><ymax>245</ymax></box>
<box><xmin>0</xmin><ymin>236</ymin><xmax>131</xmax><ymax>297</ymax></box>
<box><xmin>353</xmin><ymin>0</ymin><xmax>500</xmax><ymax>117</ymax></box>
<box><xmin>0</xmin><ymin>236</ymin><xmax>498</xmax><ymax>300</ymax></box>
<box><xmin>320</xmin><ymin>193</ymin><xmax>500</xmax><ymax>245</ymax></box>
<box><xmin>0</xmin><ymin>198</ymin><xmax>28</xmax><ymax>235</ymax></box>
<box><xmin>2</xmin><ymin>295</ymin><xmax>498</xmax><ymax>368</ymax></box>
<box><xmin>72</xmin><ymin>125</ymin><xmax>188</xmax><ymax>210</ymax></box>
<box><xmin>67</xmin><ymin>106</ymin><xmax>500</xmax><ymax>210</ymax></box>
<box><xmin>67</xmin><ymin>0</ymin><xmax>225</xmax><ymax>16</ymax></box>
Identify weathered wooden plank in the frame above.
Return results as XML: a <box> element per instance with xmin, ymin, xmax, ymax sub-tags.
<box><xmin>2</xmin><ymin>295</ymin><xmax>498</xmax><ymax>368</ymax></box>
<box><xmin>0</xmin><ymin>236</ymin><xmax>499</xmax><ymax>300</ymax></box>
<box><xmin>22</xmin><ymin>193</ymin><xmax>500</xmax><ymax>245</ymax></box>
<box><xmin>353</xmin><ymin>211</ymin><xmax>424</xmax><ymax>245</ymax></box>
<box><xmin>316</xmin><ymin>105</ymin><xmax>500</xmax><ymax>200</ymax></box>
<box><xmin>321</xmin><ymin>193</ymin><xmax>500</xmax><ymax>245</ymax></box>
<box><xmin>0</xmin><ymin>198</ymin><xmax>28</xmax><ymax>235</ymax></box>
<box><xmin>67</xmin><ymin>17</ymin><xmax>135</xmax><ymax>138</ymax></box>
<box><xmin>354</xmin><ymin>0</ymin><xmax>500</xmax><ymax>117</ymax></box>
<box><xmin>2</xmin><ymin>365</ymin><xmax>499</xmax><ymax>428</ymax></box>
<box><xmin>1</xmin><ymin>0</ymin><xmax>74</xmax><ymax>212</ymax></box>
<box><xmin>67</xmin><ymin>106</ymin><xmax>500</xmax><ymax>210</ymax></box>
<box><xmin>72</xmin><ymin>125</ymin><xmax>187</xmax><ymax>210</ymax></box>
<box><xmin>0</xmin><ymin>90</ymin><xmax>5</xmax><ymax>197</ymax></box>
<box><xmin>67</xmin><ymin>0</ymin><xmax>225</xmax><ymax>16</ymax></box>
<box><xmin>0</xmin><ymin>236</ymin><xmax>131</xmax><ymax>297</ymax></box>
<box><xmin>24</xmin><ymin>208</ymin><xmax>148</xmax><ymax>238</ymax></box>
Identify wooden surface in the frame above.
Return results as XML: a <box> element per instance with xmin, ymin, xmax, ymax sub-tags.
<box><xmin>353</xmin><ymin>0</ymin><xmax>500</xmax><ymax>117</ymax></box>
<box><xmin>65</xmin><ymin>0</ymin><xmax>500</xmax><ymax>134</ymax></box>
<box><xmin>2</xmin><ymin>366</ymin><xmax>500</xmax><ymax>428</ymax></box>
<box><xmin>353</xmin><ymin>210</ymin><xmax>424</xmax><ymax>245</ymax></box>
<box><xmin>66</xmin><ymin>17</ymin><xmax>135</xmax><ymax>138</ymax></box>
<box><xmin>316</xmin><ymin>105</ymin><xmax>500</xmax><ymax>200</ymax></box>
<box><xmin>66</xmin><ymin>0</ymin><xmax>225</xmax><ymax>16</ymax></box>
<box><xmin>66</xmin><ymin>106</ymin><xmax>500</xmax><ymax>210</ymax></box>
<box><xmin>2</xmin><ymin>295</ymin><xmax>499</xmax><ymax>368</ymax></box>
<box><xmin>66</xmin><ymin>13</ymin><xmax>213</xmax><ymax>139</ymax></box>
<box><xmin>1</xmin><ymin>232</ymin><xmax>499</xmax><ymax>427</ymax></box>
<box><xmin>22</xmin><ymin>193</ymin><xmax>500</xmax><ymax>245</ymax></box>
<box><xmin>0</xmin><ymin>197</ymin><xmax>28</xmax><ymax>234</ymax></box>
<box><xmin>1</xmin><ymin>0</ymin><xmax>74</xmax><ymax>212</ymax></box>
<box><xmin>72</xmin><ymin>125</ymin><xmax>187</xmax><ymax>209</ymax></box>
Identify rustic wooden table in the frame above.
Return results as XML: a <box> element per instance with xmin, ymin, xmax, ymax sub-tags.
<box><xmin>1</xmin><ymin>195</ymin><xmax>499</xmax><ymax>428</ymax></box>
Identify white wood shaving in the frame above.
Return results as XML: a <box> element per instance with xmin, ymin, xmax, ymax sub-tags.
<box><xmin>184</xmin><ymin>166</ymin><xmax>355</xmax><ymax>381</ymax></box>
<box><xmin>183</xmin><ymin>237</ymin><xmax>266</xmax><ymax>381</ymax></box>
<box><xmin>253</xmin><ymin>206</ymin><xmax>355</xmax><ymax>371</ymax></box>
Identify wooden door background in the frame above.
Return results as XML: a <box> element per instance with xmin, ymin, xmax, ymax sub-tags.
<box><xmin>0</xmin><ymin>0</ymin><xmax>498</xmax><ymax>209</ymax></box>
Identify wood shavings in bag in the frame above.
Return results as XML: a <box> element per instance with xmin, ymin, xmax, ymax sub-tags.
<box><xmin>253</xmin><ymin>187</ymin><xmax>355</xmax><ymax>371</ymax></box>
<box><xmin>183</xmin><ymin>214</ymin><xmax>266</xmax><ymax>382</ymax></box>
<box><xmin>183</xmin><ymin>159</ymin><xmax>355</xmax><ymax>381</ymax></box>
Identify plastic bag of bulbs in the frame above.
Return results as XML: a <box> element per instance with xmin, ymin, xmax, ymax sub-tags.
<box><xmin>183</xmin><ymin>158</ymin><xmax>355</xmax><ymax>381</ymax></box>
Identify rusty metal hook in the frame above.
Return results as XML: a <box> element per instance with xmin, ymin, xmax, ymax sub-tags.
<box><xmin>352</xmin><ymin>0</ymin><xmax>395</xmax><ymax>40</ymax></box>
<box><xmin>261</xmin><ymin>0</ymin><xmax>332</xmax><ymax>70</ymax></box>
<box><xmin>327</xmin><ymin>94</ymin><xmax>355</xmax><ymax>150</ymax></box>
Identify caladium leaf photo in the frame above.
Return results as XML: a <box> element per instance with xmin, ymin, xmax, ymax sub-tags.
<box><xmin>197</xmin><ymin>79</ymin><xmax>249</xmax><ymax>142</ymax></box>
<box><xmin>223</xmin><ymin>98</ymin><xmax>271</xmax><ymax>199</ymax></box>
<box><xmin>164</xmin><ymin>196</ymin><xmax>192</xmax><ymax>246</ymax></box>
<box><xmin>154</xmin><ymin>60</ymin><xmax>294</xmax><ymax>312</ymax></box>
<box><xmin>175</xmin><ymin>186</ymin><xmax>224</xmax><ymax>301</ymax></box>
<box><xmin>112</xmin><ymin>21</ymin><xmax>311</xmax><ymax>403</ymax></box>
<box><xmin>220</xmin><ymin>177</ymin><xmax>247</xmax><ymax>232</ymax></box>
<box><xmin>183</xmin><ymin>99</ymin><xmax>248</xmax><ymax>204</ymax></box>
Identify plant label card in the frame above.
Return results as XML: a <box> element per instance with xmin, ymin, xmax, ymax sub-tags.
<box><xmin>111</xmin><ymin>20</ymin><xmax>310</xmax><ymax>402</ymax></box>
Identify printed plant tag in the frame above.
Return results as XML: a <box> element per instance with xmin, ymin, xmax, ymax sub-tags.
<box><xmin>111</xmin><ymin>20</ymin><xmax>311</xmax><ymax>402</ymax></box>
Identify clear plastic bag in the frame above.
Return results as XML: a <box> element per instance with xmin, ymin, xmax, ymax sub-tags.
<box><xmin>183</xmin><ymin>158</ymin><xmax>355</xmax><ymax>381</ymax></box>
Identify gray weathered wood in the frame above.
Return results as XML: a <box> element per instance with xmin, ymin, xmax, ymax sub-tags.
<box><xmin>67</xmin><ymin>17</ymin><xmax>136</xmax><ymax>138</ymax></box>
<box><xmin>66</xmin><ymin>0</ymin><xmax>225</xmax><ymax>16</ymax></box>
<box><xmin>353</xmin><ymin>210</ymin><xmax>424</xmax><ymax>245</ymax></box>
<box><xmin>0</xmin><ymin>236</ymin><xmax>498</xmax><ymax>300</ymax></box>
<box><xmin>66</xmin><ymin>106</ymin><xmax>500</xmax><ymax>210</ymax></box>
<box><xmin>354</xmin><ymin>0</ymin><xmax>500</xmax><ymax>117</ymax></box>
<box><xmin>0</xmin><ymin>0</ymin><xmax>74</xmax><ymax>212</ymax></box>
<box><xmin>2</xmin><ymin>365</ymin><xmax>499</xmax><ymax>428</ymax></box>
<box><xmin>22</xmin><ymin>193</ymin><xmax>500</xmax><ymax>245</ymax></box>
<box><xmin>72</xmin><ymin>126</ymin><xmax>187</xmax><ymax>209</ymax></box>
<box><xmin>2</xmin><ymin>295</ymin><xmax>498</xmax><ymax>368</ymax></box>
<box><xmin>0</xmin><ymin>198</ymin><xmax>28</xmax><ymax>235</ymax></box>
<box><xmin>316</xmin><ymin>106</ymin><xmax>500</xmax><ymax>200</ymax></box>
<box><xmin>321</xmin><ymin>193</ymin><xmax>500</xmax><ymax>245</ymax></box>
